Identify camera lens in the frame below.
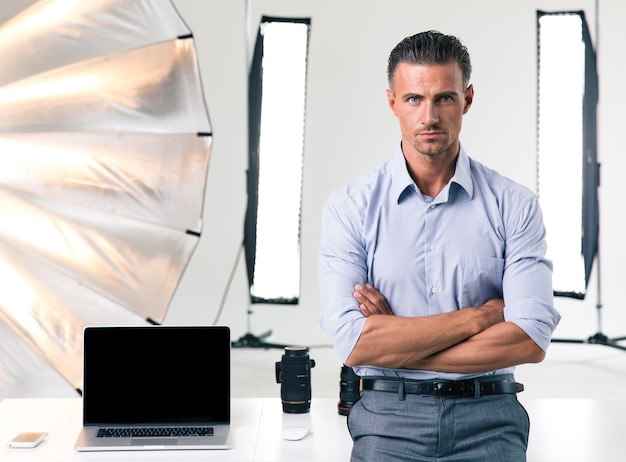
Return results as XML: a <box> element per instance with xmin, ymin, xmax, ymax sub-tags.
<box><xmin>275</xmin><ymin>347</ymin><xmax>316</xmax><ymax>413</ymax></box>
<box><xmin>338</xmin><ymin>365</ymin><xmax>361</xmax><ymax>416</ymax></box>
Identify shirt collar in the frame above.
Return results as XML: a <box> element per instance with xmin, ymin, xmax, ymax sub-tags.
<box><xmin>451</xmin><ymin>145</ymin><xmax>474</xmax><ymax>199</ymax></box>
<box><xmin>390</xmin><ymin>144</ymin><xmax>414</xmax><ymax>202</ymax></box>
<box><xmin>391</xmin><ymin>143</ymin><xmax>474</xmax><ymax>203</ymax></box>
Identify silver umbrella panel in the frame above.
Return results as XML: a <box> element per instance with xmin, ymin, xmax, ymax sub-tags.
<box><xmin>0</xmin><ymin>0</ymin><xmax>212</xmax><ymax>396</ymax></box>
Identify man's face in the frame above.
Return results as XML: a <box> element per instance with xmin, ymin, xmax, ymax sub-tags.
<box><xmin>386</xmin><ymin>61</ymin><xmax>473</xmax><ymax>159</ymax></box>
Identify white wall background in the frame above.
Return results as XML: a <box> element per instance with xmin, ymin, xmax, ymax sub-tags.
<box><xmin>166</xmin><ymin>0</ymin><xmax>626</xmax><ymax>349</ymax></box>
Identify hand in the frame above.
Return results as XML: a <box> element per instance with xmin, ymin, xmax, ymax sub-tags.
<box><xmin>354</xmin><ymin>283</ymin><xmax>393</xmax><ymax>316</ymax></box>
<box><xmin>476</xmin><ymin>298</ymin><xmax>505</xmax><ymax>326</ymax></box>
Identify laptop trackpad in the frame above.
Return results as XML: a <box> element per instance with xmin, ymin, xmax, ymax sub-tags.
<box><xmin>131</xmin><ymin>438</ymin><xmax>177</xmax><ymax>446</ymax></box>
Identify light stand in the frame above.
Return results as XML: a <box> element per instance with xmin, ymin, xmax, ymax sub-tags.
<box><xmin>216</xmin><ymin>241</ymin><xmax>288</xmax><ymax>349</ymax></box>
<box><xmin>230</xmin><ymin>303</ymin><xmax>288</xmax><ymax>349</ymax></box>
<box><xmin>231</xmin><ymin>249</ymin><xmax>288</xmax><ymax>350</ymax></box>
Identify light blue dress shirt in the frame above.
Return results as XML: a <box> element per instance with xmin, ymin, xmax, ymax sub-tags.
<box><xmin>318</xmin><ymin>144</ymin><xmax>561</xmax><ymax>380</ymax></box>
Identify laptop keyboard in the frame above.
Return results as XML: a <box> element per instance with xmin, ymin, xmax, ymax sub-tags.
<box><xmin>97</xmin><ymin>426</ymin><xmax>214</xmax><ymax>438</ymax></box>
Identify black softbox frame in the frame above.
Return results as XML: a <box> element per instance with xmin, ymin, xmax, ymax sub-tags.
<box><xmin>537</xmin><ymin>10</ymin><xmax>599</xmax><ymax>300</ymax></box>
<box><xmin>244</xmin><ymin>16</ymin><xmax>310</xmax><ymax>306</ymax></box>
<box><xmin>233</xmin><ymin>16</ymin><xmax>310</xmax><ymax>349</ymax></box>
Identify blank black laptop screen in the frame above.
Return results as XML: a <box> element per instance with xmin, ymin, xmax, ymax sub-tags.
<box><xmin>82</xmin><ymin>326</ymin><xmax>230</xmax><ymax>425</ymax></box>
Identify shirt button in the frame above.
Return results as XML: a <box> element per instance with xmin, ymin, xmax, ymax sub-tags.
<box><xmin>431</xmin><ymin>287</ymin><xmax>439</xmax><ymax>294</ymax></box>
<box><xmin>430</xmin><ymin>204</ymin><xmax>436</xmax><ymax>209</ymax></box>
<box><xmin>429</xmin><ymin>244</ymin><xmax>437</xmax><ymax>251</ymax></box>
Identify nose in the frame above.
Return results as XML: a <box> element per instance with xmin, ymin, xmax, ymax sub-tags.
<box><xmin>421</xmin><ymin>101</ymin><xmax>439</xmax><ymax>126</ymax></box>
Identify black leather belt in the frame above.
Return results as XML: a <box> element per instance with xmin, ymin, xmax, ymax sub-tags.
<box><xmin>362</xmin><ymin>375</ymin><xmax>524</xmax><ymax>398</ymax></box>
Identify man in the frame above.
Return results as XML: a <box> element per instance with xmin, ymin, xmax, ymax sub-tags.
<box><xmin>318</xmin><ymin>31</ymin><xmax>561</xmax><ymax>461</ymax></box>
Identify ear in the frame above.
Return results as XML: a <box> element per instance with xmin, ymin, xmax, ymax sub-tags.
<box><xmin>463</xmin><ymin>84</ymin><xmax>474</xmax><ymax>114</ymax></box>
<box><xmin>386</xmin><ymin>89</ymin><xmax>398</xmax><ymax>117</ymax></box>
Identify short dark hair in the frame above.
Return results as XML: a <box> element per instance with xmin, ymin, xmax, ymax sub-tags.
<box><xmin>387</xmin><ymin>30</ymin><xmax>472</xmax><ymax>90</ymax></box>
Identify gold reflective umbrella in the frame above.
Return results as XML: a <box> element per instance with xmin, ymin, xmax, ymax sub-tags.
<box><xmin>0</xmin><ymin>0</ymin><xmax>212</xmax><ymax>396</ymax></box>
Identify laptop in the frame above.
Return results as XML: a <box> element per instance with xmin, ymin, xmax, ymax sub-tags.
<box><xmin>74</xmin><ymin>325</ymin><xmax>231</xmax><ymax>451</ymax></box>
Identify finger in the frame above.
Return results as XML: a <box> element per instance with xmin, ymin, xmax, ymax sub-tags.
<box><xmin>354</xmin><ymin>290</ymin><xmax>377</xmax><ymax>315</ymax></box>
<box><xmin>354</xmin><ymin>283</ymin><xmax>380</xmax><ymax>304</ymax></box>
<box><xmin>355</xmin><ymin>293</ymin><xmax>390</xmax><ymax>316</ymax></box>
<box><xmin>362</xmin><ymin>283</ymin><xmax>391</xmax><ymax>307</ymax></box>
<box><xmin>354</xmin><ymin>283</ymin><xmax>393</xmax><ymax>314</ymax></box>
<box><xmin>362</xmin><ymin>286</ymin><xmax>393</xmax><ymax>313</ymax></box>
<box><xmin>353</xmin><ymin>289</ymin><xmax>370</xmax><ymax>307</ymax></box>
<box><xmin>359</xmin><ymin>303</ymin><xmax>373</xmax><ymax>317</ymax></box>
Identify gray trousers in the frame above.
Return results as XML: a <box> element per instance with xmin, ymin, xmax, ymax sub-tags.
<box><xmin>347</xmin><ymin>390</ymin><xmax>529</xmax><ymax>461</ymax></box>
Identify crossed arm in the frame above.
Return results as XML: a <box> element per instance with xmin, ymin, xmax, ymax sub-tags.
<box><xmin>345</xmin><ymin>283</ymin><xmax>546</xmax><ymax>374</ymax></box>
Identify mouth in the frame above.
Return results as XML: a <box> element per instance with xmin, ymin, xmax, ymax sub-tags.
<box><xmin>418</xmin><ymin>130</ymin><xmax>444</xmax><ymax>141</ymax></box>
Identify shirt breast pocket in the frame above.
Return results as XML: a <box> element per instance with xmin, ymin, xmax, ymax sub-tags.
<box><xmin>461</xmin><ymin>255</ymin><xmax>504</xmax><ymax>308</ymax></box>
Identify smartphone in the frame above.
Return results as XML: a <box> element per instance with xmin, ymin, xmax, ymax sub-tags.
<box><xmin>8</xmin><ymin>431</ymin><xmax>48</xmax><ymax>448</ymax></box>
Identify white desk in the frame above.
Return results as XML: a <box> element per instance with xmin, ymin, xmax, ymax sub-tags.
<box><xmin>0</xmin><ymin>398</ymin><xmax>352</xmax><ymax>462</ymax></box>
<box><xmin>2</xmin><ymin>397</ymin><xmax>626</xmax><ymax>461</ymax></box>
